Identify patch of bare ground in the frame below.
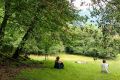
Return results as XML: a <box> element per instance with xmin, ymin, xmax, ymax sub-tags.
<box><xmin>0</xmin><ymin>61</ymin><xmax>43</xmax><ymax>80</ymax></box>
<box><xmin>0</xmin><ymin>64</ymin><xmax>25</xmax><ymax>80</ymax></box>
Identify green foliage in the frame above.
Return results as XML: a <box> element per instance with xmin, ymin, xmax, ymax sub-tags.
<box><xmin>49</xmin><ymin>43</ymin><xmax>64</xmax><ymax>54</ymax></box>
<box><xmin>0</xmin><ymin>0</ymin><xmax>80</xmax><ymax>58</ymax></box>
<box><xmin>0</xmin><ymin>0</ymin><xmax>119</xmax><ymax>59</ymax></box>
<box><xmin>91</xmin><ymin>0</ymin><xmax>120</xmax><ymax>35</ymax></box>
<box><xmin>0</xmin><ymin>8</ymin><xmax>3</xmax><ymax>23</ymax></box>
<box><xmin>63</xmin><ymin>24</ymin><xmax>120</xmax><ymax>58</ymax></box>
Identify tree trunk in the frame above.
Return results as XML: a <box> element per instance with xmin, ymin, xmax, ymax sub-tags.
<box><xmin>0</xmin><ymin>14</ymin><xmax>9</xmax><ymax>36</ymax></box>
<box><xmin>12</xmin><ymin>22</ymin><xmax>35</xmax><ymax>59</ymax></box>
<box><xmin>102</xmin><ymin>26</ymin><xmax>108</xmax><ymax>49</ymax></box>
<box><xmin>0</xmin><ymin>0</ymin><xmax>11</xmax><ymax>46</ymax></box>
<box><xmin>12</xmin><ymin>1</ymin><xmax>42</xmax><ymax>59</ymax></box>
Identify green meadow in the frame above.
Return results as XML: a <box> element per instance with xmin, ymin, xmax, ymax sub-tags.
<box><xmin>14</xmin><ymin>54</ymin><xmax>120</xmax><ymax>80</ymax></box>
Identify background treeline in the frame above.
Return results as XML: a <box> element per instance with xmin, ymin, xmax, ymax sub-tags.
<box><xmin>0</xmin><ymin>0</ymin><xmax>120</xmax><ymax>60</ymax></box>
<box><xmin>64</xmin><ymin>24</ymin><xmax>120</xmax><ymax>58</ymax></box>
<box><xmin>1</xmin><ymin>22</ymin><xmax>120</xmax><ymax>59</ymax></box>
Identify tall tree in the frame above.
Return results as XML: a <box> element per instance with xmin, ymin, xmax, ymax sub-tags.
<box><xmin>12</xmin><ymin>0</ymin><xmax>79</xmax><ymax>59</ymax></box>
<box><xmin>91</xmin><ymin>0</ymin><xmax>120</xmax><ymax>34</ymax></box>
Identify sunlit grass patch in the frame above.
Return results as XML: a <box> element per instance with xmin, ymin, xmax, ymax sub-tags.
<box><xmin>14</xmin><ymin>54</ymin><xmax>120</xmax><ymax>80</ymax></box>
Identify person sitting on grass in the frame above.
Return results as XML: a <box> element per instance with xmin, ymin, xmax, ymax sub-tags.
<box><xmin>101</xmin><ymin>59</ymin><xmax>109</xmax><ymax>73</ymax></box>
<box><xmin>54</xmin><ymin>56</ymin><xmax>64</xmax><ymax>69</ymax></box>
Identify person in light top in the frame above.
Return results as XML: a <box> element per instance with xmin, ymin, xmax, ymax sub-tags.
<box><xmin>101</xmin><ymin>59</ymin><xmax>109</xmax><ymax>73</ymax></box>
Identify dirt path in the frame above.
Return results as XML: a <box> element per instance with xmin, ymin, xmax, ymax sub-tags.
<box><xmin>0</xmin><ymin>65</ymin><xmax>24</xmax><ymax>80</ymax></box>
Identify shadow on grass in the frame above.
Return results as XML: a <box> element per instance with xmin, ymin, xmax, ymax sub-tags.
<box><xmin>0</xmin><ymin>57</ymin><xmax>46</xmax><ymax>80</ymax></box>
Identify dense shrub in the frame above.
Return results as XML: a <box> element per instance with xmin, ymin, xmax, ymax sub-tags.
<box><xmin>65</xmin><ymin>46</ymin><xmax>74</xmax><ymax>53</ymax></box>
<box><xmin>67</xmin><ymin>46</ymin><xmax>119</xmax><ymax>59</ymax></box>
<box><xmin>0</xmin><ymin>44</ymin><xmax>14</xmax><ymax>55</ymax></box>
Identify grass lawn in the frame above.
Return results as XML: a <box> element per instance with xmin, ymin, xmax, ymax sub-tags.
<box><xmin>14</xmin><ymin>54</ymin><xmax>120</xmax><ymax>80</ymax></box>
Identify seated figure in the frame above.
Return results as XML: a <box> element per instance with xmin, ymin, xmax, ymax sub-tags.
<box><xmin>54</xmin><ymin>56</ymin><xmax>64</xmax><ymax>69</ymax></box>
<box><xmin>101</xmin><ymin>59</ymin><xmax>109</xmax><ymax>73</ymax></box>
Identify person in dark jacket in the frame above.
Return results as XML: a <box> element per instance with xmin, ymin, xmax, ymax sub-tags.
<box><xmin>54</xmin><ymin>56</ymin><xmax>64</xmax><ymax>69</ymax></box>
